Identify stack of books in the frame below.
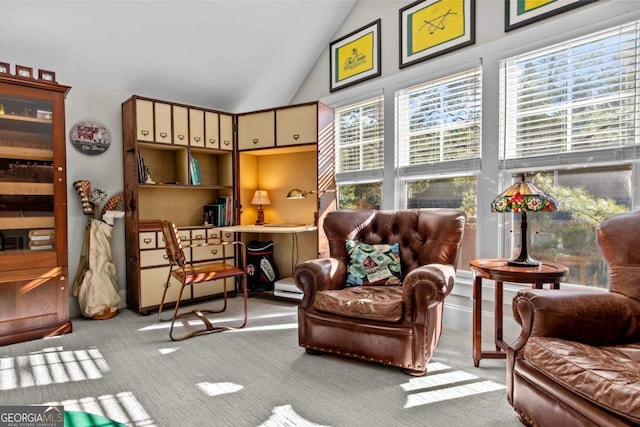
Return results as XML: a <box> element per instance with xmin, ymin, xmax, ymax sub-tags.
<box><xmin>28</xmin><ymin>229</ymin><xmax>55</xmax><ymax>250</ymax></box>
<box><xmin>203</xmin><ymin>196</ymin><xmax>233</xmax><ymax>226</ymax></box>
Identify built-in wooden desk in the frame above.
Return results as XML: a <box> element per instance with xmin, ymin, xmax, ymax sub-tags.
<box><xmin>219</xmin><ymin>224</ymin><xmax>318</xmax><ymax>299</ymax></box>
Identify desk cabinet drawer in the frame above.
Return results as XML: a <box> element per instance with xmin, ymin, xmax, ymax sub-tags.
<box><xmin>139</xmin><ymin>232</ymin><xmax>156</xmax><ymax>249</ymax></box>
<box><xmin>192</xmin><ymin>244</ymin><xmax>224</xmax><ymax>261</ymax></box>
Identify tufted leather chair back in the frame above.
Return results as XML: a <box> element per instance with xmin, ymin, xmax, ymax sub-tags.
<box><xmin>596</xmin><ymin>209</ymin><xmax>640</xmax><ymax>301</ymax></box>
<box><xmin>323</xmin><ymin>209</ymin><xmax>466</xmax><ymax>277</ymax></box>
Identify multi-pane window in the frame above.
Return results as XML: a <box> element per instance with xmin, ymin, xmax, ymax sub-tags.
<box><xmin>397</xmin><ymin>68</ymin><xmax>481</xmax><ymax>170</ymax></box>
<box><xmin>500</xmin><ymin>21</ymin><xmax>640</xmax><ymax>165</ymax></box>
<box><xmin>335</xmin><ymin>96</ymin><xmax>384</xmax><ymax>173</ymax></box>
<box><xmin>334</xmin><ymin>95</ymin><xmax>384</xmax><ymax>209</ymax></box>
<box><xmin>500</xmin><ymin>21</ymin><xmax>640</xmax><ymax>286</ymax></box>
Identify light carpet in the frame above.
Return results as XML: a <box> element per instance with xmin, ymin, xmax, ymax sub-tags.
<box><xmin>0</xmin><ymin>297</ymin><xmax>521</xmax><ymax>426</ymax></box>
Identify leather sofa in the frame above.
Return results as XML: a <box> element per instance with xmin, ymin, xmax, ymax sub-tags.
<box><xmin>507</xmin><ymin>210</ymin><xmax>640</xmax><ymax>426</ymax></box>
<box><xmin>293</xmin><ymin>208</ymin><xmax>466</xmax><ymax>376</ymax></box>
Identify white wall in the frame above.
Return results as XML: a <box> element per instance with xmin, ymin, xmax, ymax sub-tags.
<box><xmin>65</xmin><ymin>84</ymin><xmax>129</xmax><ymax>317</ymax></box>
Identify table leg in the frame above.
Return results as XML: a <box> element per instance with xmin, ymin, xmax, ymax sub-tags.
<box><xmin>472</xmin><ymin>274</ymin><xmax>482</xmax><ymax>367</ymax></box>
<box><xmin>495</xmin><ymin>280</ymin><xmax>504</xmax><ymax>351</ymax></box>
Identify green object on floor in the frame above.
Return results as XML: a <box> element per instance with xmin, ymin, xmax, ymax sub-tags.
<box><xmin>64</xmin><ymin>411</ymin><xmax>127</xmax><ymax>427</ymax></box>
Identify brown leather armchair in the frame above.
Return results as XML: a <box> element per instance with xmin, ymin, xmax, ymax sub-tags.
<box><xmin>507</xmin><ymin>210</ymin><xmax>640</xmax><ymax>426</ymax></box>
<box><xmin>293</xmin><ymin>209</ymin><xmax>466</xmax><ymax>376</ymax></box>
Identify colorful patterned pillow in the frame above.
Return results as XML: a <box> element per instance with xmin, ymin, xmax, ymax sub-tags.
<box><xmin>345</xmin><ymin>240</ymin><xmax>402</xmax><ymax>286</ymax></box>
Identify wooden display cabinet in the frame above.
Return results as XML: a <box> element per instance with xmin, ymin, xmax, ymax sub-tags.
<box><xmin>122</xmin><ymin>95</ymin><xmax>236</xmax><ymax>314</ymax></box>
<box><xmin>0</xmin><ymin>74</ymin><xmax>72</xmax><ymax>345</ymax></box>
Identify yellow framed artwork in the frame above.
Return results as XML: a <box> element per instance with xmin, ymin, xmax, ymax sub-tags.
<box><xmin>505</xmin><ymin>0</ymin><xmax>597</xmax><ymax>32</ymax></box>
<box><xmin>330</xmin><ymin>19</ymin><xmax>381</xmax><ymax>92</ymax></box>
<box><xmin>400</xmin><ymin>0</ymin><xmax>475</xmax><ymax>69</ymax></box>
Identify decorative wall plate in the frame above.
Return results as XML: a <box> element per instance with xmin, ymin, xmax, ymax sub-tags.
<box><xmin>70</xmin><ymin>121</ymin><xmax>111</xmax><ymax>155</ymax></box>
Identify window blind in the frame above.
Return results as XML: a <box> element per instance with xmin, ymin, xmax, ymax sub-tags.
<box><xmin>397</xmin><ymin>68</ymin><xmax>482</xmax><ymax>169</ymax></box>
<box><xmin>500</xmin><ymin>21</ymin><xmax>640</xmax><ymax>163</ymax></box>
<box><xmin>334</xmin><ymin>96</ymin><xmax>384</xmax><ymax>173</ymax></box>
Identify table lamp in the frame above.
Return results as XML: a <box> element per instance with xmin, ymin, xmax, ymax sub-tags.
<box><xmin>251</xmin><ymin>190</ymin><xmax>271</xmax><ymax>225</ymax></box>
<box><xmin>491</xmin><ymin>174</ymin><xmax>558</xmax><ymax>267</ymax></box>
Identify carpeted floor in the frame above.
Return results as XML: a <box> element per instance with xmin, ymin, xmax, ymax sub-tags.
<box><xmin>0</xmin><ymin>297</ymin><xmax>522</xmax><ymax>426</ymax></box>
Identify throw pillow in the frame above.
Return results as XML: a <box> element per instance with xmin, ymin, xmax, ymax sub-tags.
<box><xmin>345</xmin><ymin>240</ymin><xmax>402</xmax><ymax>286</ymax></box>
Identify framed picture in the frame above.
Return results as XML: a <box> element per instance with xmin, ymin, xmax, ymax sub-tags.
<box><xmin>329</xmin><ymin>19</ymin><xmax>381</xmax><ymax>92</ymax></box>
<box><xmin>15</xmin><ymin>65</ymin><xmax>33</xmax><ymax>79</ymax></box>
<box><xmin>400</xmin><ymin>0</ymin><xmax>475</xmax><ymax>69</ymax></box>
<box><xmin>505</xmin><ymin>0</ymin><xmax>597</xmax><ymax>32</ymax></box>
<box><xmin>0</xmin><ymin>62</ymin><xmax>9</xmax><ymax>75</ymax></box>
<box><xmin>38</xmin><ymin>69</ymin><xmax>56</xmax><ymax>82</ymax></box>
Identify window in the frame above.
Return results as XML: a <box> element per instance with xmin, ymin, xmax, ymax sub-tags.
<box><xmin>397</xmin><ymin>67</ymin><xmax>482</xmax><ymax>174</ymax></box>
<box><xmin>500</xmin><ymin>21</ymin><xmax>640</xmax><ymax>286</ymax></box>
<box><xmin>396</xmin><ymin>68</ymin><xmax>482</xmax><ymax>271</ymax></box>
<box><xmin>335</xmin><ymin>96</ymin><xmax>384</xmax><ymax>173</ymax></box>
<box><xmin>500</xmin><ymin>21</ymin><xmax>640</xmax><ymax>168</ymax></box>
<box><xmin>334</xmin><ymin>96</ymin><xmax>384</xmax><ymax>209</ymax></box>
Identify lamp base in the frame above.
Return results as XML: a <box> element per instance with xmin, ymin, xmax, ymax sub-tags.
<box><xmin>507</xmin><ymin>254</ymin><xmax>540</xmax><ymax>268</ymax></box>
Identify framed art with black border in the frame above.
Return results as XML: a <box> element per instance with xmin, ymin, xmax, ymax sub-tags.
<box><xmin>400</xmin><ymin>0</ymin><xmax>475</xmax><ymax>69</ymax></box>
<box><xmin>38</xmin><ymin>69</ymin><xmax>56</xmax><ymax>82</ymax></box>
<box><xmin>330</xmin><ymin>19</ymin><xmax>381</xmax><ymax>92</ymax></box>
<box><xmin>0</xmin><ymin>62</ymin><xmax>9</xmax><ymax>75</ymax></box>
<box><xmin>505</xmin><ymin>0</ymin><xmax>597</xmax><ymax>32</ymax></box>
<box><xmin>15</xmin><ymin>65</ymin><xmax>33</xmax><ymax>79</ymax></box>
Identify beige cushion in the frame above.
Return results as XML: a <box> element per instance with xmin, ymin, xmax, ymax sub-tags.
<box><xmin>314</xmin><ymin>286</ymin><xmax>403</xmax><ymax>322</ymax></box>
<box><xmin>525</xmin><ymin>337</ymin><xmax>640</xmax><ymax>423</ymax></box>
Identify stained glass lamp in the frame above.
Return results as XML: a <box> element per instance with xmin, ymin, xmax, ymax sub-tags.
<box><xmin>491</xmin><ymin>174</ymin><xmax>559</xmax><ymax>267</ymax></box>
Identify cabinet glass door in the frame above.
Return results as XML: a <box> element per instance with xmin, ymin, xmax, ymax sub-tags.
<box><xmin>0</xmin><ymin>93</ymin><xmax>55</xmax><ymax>252</ymax></box>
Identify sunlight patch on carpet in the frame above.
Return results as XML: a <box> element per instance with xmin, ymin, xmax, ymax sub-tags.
<box><xmin>197</xmin><ymin>381</ymin><xmax>243</xmax><ymax>396</ymax></box>
<box><xmin>43</xmin><ymin>391</ymin><xmax>156</xmax><ymax>426</ymax></box>
<box><xmin>0</xmin><ymin>347</ymin><xmax>110</xmax><ymax>390</ymax></box>
<box><xmin>401</xmin><ymin>370</ymin><xmax>479</xmax><ymax>392</ymax></box>
<box><xmin>158</xmin><ymin>347</ymin><xmax>180</xmax><ymax>355</ymax></box>
<box><xmin>258</xmin><ymin>404</ymin><xmax>330</xmax><ymax>427</ymax></box>
<box><xmin>403</xmin><ymin>380</ymin><xmax>505</xmax><ymax>408</ymax></box>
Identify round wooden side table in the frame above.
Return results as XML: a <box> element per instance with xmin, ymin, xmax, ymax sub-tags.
<box><xmin>470</xmin><ymin>258</ymin><xmax>568</xmax><ymax>367</ymax></box>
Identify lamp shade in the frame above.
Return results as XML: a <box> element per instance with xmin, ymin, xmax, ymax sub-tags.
<box><xmin>492</xmin><ymin>174</ymin><xmax>559</xmax><ymax>267</ymax></box>
<box><xmin>491</xmin><ymin>179</ymin><xmax>558</xmax><ymax>213</ymax></box>
<box><xmin>251</xmin><ymin>190</ymin><xmax>271</xmax><ymax>206</ymax></box>
<box><xmin>286</xmin><ymin>188</ymin><xmax>309</xmax><ymax>199</ymax></box>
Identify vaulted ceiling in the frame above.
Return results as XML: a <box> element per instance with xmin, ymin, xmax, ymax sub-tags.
<box><xmin>0</xmin><ymin>1</ymin><xmax>356</xmax><ymax>112</ymax></box>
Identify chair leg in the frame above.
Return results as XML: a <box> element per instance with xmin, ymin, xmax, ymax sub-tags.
<box><xmin>168</xmin><ymin>278</ymin><xmax>249</xmax><ymax>341</ymax></box>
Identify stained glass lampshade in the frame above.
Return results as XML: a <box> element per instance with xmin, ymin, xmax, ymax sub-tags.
<box><xmin>491</xmin><ymin>174</ymin><xmax>559</xmax><ymax>267</ymax></box>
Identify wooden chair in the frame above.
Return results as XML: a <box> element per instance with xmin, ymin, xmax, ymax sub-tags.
<box><xmin>158</xmin><ymin>220</ymin><xmax>248</xmax><ymax>341</ymax></box>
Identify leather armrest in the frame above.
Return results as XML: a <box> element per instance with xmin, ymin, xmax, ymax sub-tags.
<box><xmin>402</xmin><ymin>263</ymin><xmax>456</xmax><ymax>320</ymax></box>
<box><xmin>510</xmin><ymin>289</ymin><xmax>640</xmax><ymax>352</ymax></box>
<box><xmin>293</xmin><ymin>258</ymin><xmax>347</xmax><ymax>308</ymax></box>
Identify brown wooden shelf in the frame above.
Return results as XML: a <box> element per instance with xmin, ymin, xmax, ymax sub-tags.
<box><xmin>0</xmin><ymin>216</ymin><xmax>55</xmax><ymax>230</ymax></box>
<box><xmin>0</xmin><ymin>182</ymin><xmax>53</xmax><ymax>195</ymax></box>
<box><xmin>0</xmin><ymin>113</ymin><xmax>52</xmax><ymax>125</ymax></box>
<box><xmin>0</xmin><ymin>146</ymin><xmax>52</xmax><ymax>161</ymax></box>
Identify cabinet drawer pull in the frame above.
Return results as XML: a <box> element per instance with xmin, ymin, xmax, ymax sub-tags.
<box><xmin>211</xmin><ymin>249</ymin><xmax>218</xmax><ymax>255</ymax></box>
<box><xmin>223</xmin><ymin>140</ymin><xmax>230</xmax><ymax>146</ymax></box>
<box><xmin>224</xmin><ymin>233</ymin><xmax>232</xmax><ymax>239</ymax></box>
<box><xmin>159</xmin><ymin>132</ymin><xmax>168</xmax><ymax>138</ymax></box>
<box><xmin>194</xmin><ymin>137</ymin><xmax>201</xmax><ymax>142</ymax></box>
<box><xmin>195</xmin><ymin>234</ymin><xmax>203</xmax><ymax>239</ymax></box>
<box><xmin>208</xmin><ymin>138</ymin><xmax>216</xmax><ymax>144</ymax></box>
<box><xmin>141</xmin><ymin>130</ymin><xmax>150</xmax><ymax>136</ymax></box>
<box><xmin>293</xmin><ymin>134</ymin><xmax>300</xmax><ymax>140</ymax></box>
<box><xmin>163</xmin><ymin>254</ymin><xmax>169</xmax><ymax>260</ymax></box>
<box><xmin>252</xmin><ymin>138</ymin><xmax>259</xmax><ymax>144</ymax></box>
<box><xmin>178</xmin><ymin>134</ymin><xmax>185</xmax><ymax>140</ymax></box>
<box><xmin>143</xmin><ymin>238</ymin><xmax>152</xmax><ymax>244</ymax></box>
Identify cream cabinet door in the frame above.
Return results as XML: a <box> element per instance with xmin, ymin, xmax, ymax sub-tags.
<box><xmin>276</xmin><ymin>104</ymin><xmax>318</xmax><ymax>146</ymax></box>
<box><xmin>173</xmin><ymin>105</ymin><xmax>189</xmax><ymax>146</ymax></box>
<box><xmin>219</xmin><ymin>113</ymin><xmax>234</xmax><ymax>151</ymax></box>
<box><xmin>154</xmin><ymin>102</ymin><xmax>172</xmax><ymax>144</ymax></box>
<box><xmin>140</xmin><ymin>267</ymin><xmax>186</xmax><ymax>307</ymax></box>
<box><xmin>189</xmin><ymin>108</ymin><xmax>205</xmax><ymax>147</ymax></box>
<box><xmin>204</xmin><ymin>111</ymin><xmax>220</xmax><ymax>149</ymax></box>
<box><xmin>135</xmin><ymin>99</ymin><xmax>154</xmax><ymax>142</ymax></box>
<box><xmin>238</xmin><ymin>110</ymin><xmax>275</xmax><ymax>150</ymax></box>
